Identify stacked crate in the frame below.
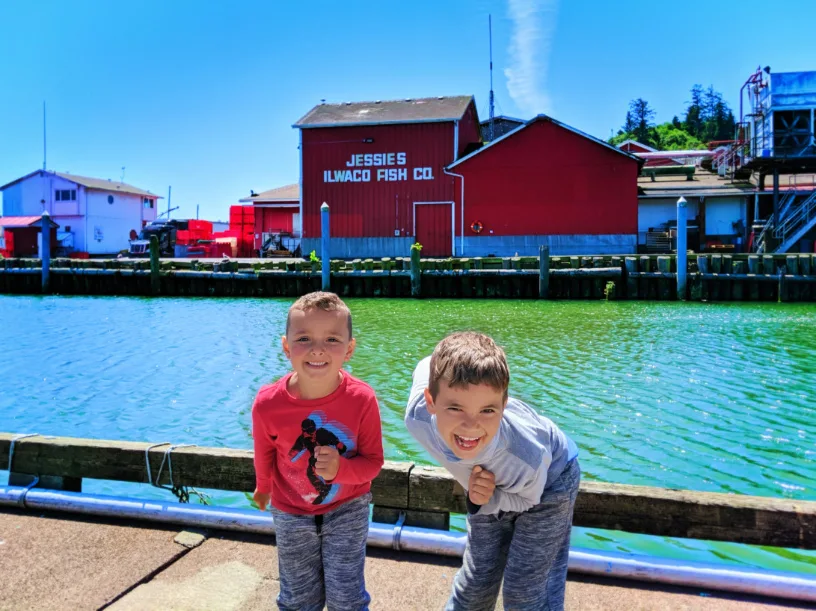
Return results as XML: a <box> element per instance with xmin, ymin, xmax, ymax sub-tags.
<box><xmin>229</xmin><ymin>205</ymin><xmax>256</xmax><ymax>257</ymax></box>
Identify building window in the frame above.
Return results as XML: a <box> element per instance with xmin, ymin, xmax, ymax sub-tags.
<box><xmin>55</xmin><ymin>189</ymin><xmax>76</xmax><ymax>202</ymax></box>
<box><xmin>143</xmin><ymin>197</ymin><xmax>154</xmax><ymax>209</ymax></box>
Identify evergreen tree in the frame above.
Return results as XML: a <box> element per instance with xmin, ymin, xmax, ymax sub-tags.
<box><xmin>684</xmin><ymin>85</ymin><xmax>705</xmax><ymax>140</ymax></box>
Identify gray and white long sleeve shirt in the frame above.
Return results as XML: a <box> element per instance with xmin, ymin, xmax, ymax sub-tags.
<box><xmin>404</xmin><ymin>357</ymin><xmax>579</xmax><ymax>516</ymax></box>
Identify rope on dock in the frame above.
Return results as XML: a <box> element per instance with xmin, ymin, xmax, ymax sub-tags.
<box><xmin>6</xmin><ymin>433</ymin><xmax>41</xmax><ymax>507</ymax></box>
<box><xmin>144</xmin><ymin>442</ymin><xmax>210</xmax><ymax>505</ymax></box>
<box><xmin>392</xmin><ymin>511</ymin><xmax>407</xmax><ymax>551</ymax></box>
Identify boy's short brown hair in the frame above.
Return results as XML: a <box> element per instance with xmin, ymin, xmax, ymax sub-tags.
<box><xmin>428</xmin><ymin>331</ymin><xmax>509</xmax><ymax>401</ymax></box>
<box><xmin>286</xmin><ymin>291</ymin><xmax>352</xmax><ymax>338</ymax></box>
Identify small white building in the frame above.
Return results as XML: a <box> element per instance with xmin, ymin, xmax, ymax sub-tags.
<box><xmin>0</xmin><ymin>170</ymin><xmax>161</xmax><ymax>255</ymax></box>
<box><xmin>638</xmin><ymin>169</ymin><xmax>754</xmax><ymax>252</ymax></box>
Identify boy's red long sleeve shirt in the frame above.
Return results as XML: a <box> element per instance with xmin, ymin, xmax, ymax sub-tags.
<box><xmin>252</xmin><ymin>371</ymin><xmax>384</xmax><ymax>515</ymax></box>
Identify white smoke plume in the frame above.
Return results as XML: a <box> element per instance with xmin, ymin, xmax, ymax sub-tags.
<box><xmin>504</xmin><ymin>0</ymin><xmax>559</xmax><ymax>115</ymax></box>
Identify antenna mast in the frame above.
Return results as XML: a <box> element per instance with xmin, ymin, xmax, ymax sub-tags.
<box><xmin>43</xmin><ymin>101</ymin><xmax>47</xmax><ymax>171</ymax></box>
<box><xmin>489</xmin><ymin>15</ymin><xmax>495</xmax><ymax>142</ymax></box>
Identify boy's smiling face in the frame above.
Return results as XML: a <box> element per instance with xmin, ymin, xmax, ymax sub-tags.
<box><xmin>283</xmin><ymin>307</ymin><xmax>355</xmax><ymax>397</ymax></box>
<box><xmin>425</xmin><ymin>380</ymin><xmax>506</xmax><ymax>459</ymax></box>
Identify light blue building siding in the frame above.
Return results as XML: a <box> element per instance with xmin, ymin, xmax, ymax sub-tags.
<box><xmin>303</xmin><ymin>234</ymin><xmax>636</xmax><ymax>259</ymax></box>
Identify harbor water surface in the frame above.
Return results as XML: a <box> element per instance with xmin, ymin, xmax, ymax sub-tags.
<box><xmin>1</xmin><ymin>295</ymin><xmax>814</xmax><ymax>575</ymax></box>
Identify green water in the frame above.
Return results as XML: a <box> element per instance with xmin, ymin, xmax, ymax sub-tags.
<box><xmin>2</xmin><ymin>295</ymin><xmax>815</xmax><ymax>574</ymax></box>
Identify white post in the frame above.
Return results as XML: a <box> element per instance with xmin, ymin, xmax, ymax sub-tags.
<box><xmin>677</xmin><ymin>197</ymin><xmax>688</xmax><ymax>301</ymax></box>
<box><xmin>321</xmin><ymin>203</ymin><xmax>330</xmax><ymax>291</ymax></box>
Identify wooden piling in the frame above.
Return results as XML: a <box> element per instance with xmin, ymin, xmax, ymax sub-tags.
<box><xmin>710</xmin><ymin>255</ymin><xmax>722</xmax><ymax>301</ymax></box>
<box><xmin>538</xmin><ymin>246</ymin><xmax>550</xmax><ymax>299</ymax></box>
<box><xmin>800</xmin><ymin>255</ymin><xmax>812</xmax><ymax>301</ymax></box>
<box><xmin>149</xmin><ymin>235</ymin><xmax>160</xmax><ymax>295</ymax></box>
<box><xmin>721</xmin><ymin>255</ymin><xmax>733</xmax><ymax>302</ymax></box>
<box><xmin>580</xmin><ymin>257</ymin><xmax>592</xmax><ymax>299</ymax></box>
<box><xmin>569</xmin><ymin>256</ymin><xmax>580</xmax><ymax>299</ymax></box>
<box><xmin>747</xmin><ymin>255</ymin><xmax>760</xmax><ymax>301</ymax></box>
<box><xmin>786</xmin><ymin>255</ymin><xmax>798</xmax><ymax>302</ymax></box>
<box><xmin>762</xmin><ymin>255</ymin><xmax>776</xmax><ymax>301</ymax></box>
<box><xmin>732</xmin><ymin>260</ymin><xmax>746</xmax><ymax>301</ymax></box>
<box><xmin>624</xmin><ymin>257</ymin><xmax>638</xmax><ymax>299</ymax></box>
<box><xmin>657</xmin><ymin>256</ymin><xmax>671</xmax><ymax>300</ymax></box>
<box><xmin>592</xmin><ymin>257</ymin><xmax>604</xmax><ymax>299</ymax></box>
<box><xmin>638</xmin><ymin>256</ymin><xmax>651</xmax><ymax>299</ymax></box>
<box><xmin>410</xmin><ymin>248</ymin><xmax>421</xmax><ymax>298</ymax></box>
<box><xmin>363</xmin><ymin>259</ymin><xmax>374</xmax><ymax>296</ymax></box>
<box><xmin>689</xmin><ymin>256</ymin><xmax>702</xmax><ymax>301</ymax></box>
<box><xmin>40</xmin><ymin>211</ymin><xmax>51</xmax><ymax>294</ymax></box>
<box><xmin>473</xmin><ymin>257</ymin><xmax>484</xmax><ymax>297</ymax></box>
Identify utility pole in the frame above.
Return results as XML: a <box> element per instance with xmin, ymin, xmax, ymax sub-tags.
<box><xmin>488</xmin><ymin>15</ymin><xmax>495</xmax><ymax>142</ymax></box>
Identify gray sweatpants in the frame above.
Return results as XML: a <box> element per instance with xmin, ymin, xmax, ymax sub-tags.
<box><xmin>270</xmin><ymin>493</ymin><xmax>372</xmax><ymax>611</ymax></box>
<box><xmin>446</xmin><ymin>459</ymin><xmax>581</xmax><ymax>611</ymax></box>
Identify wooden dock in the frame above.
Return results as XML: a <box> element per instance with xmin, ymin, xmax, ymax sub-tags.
<box><xmin>2</xmin><ymin>433</ymin><xmax>814</xmax><ymax>549</ymax></box>
<box><xmin>1</xmin><ymin>252</ymin><xmax>816</xmax><ymax>301</ymax></box>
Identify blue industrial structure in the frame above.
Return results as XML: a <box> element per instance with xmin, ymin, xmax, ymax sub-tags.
<box><xmin>715</xmin><ymin>68</ymin><xmax>816</xmax><ymax>253</ymax></box>
<box><xmin>743</xmin><ymin>70</ymin><xmax>816</xmax><ymax>164</ymax></box>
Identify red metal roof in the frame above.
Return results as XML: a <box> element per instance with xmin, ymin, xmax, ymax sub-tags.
<box><xmin>448</xmin><ymin>114</ymin><xmax>642</xmax><ymax>169</ymax></box>
<box><xmin>0</xmin><ymin>215</ymin><xmax>59</xmax><ymax>228</ymax></box>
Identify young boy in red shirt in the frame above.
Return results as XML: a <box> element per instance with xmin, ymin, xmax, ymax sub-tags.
<box><xmin>252</xmin><ymin>292</ymin><xmax>384</xmax><ymax>611</ymax></box>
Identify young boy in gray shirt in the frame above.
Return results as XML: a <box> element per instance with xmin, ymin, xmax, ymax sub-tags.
<box><xmin>405</xmin><ymin>331</ymin><xmax>580</xmax><ymax>611</ymax></box>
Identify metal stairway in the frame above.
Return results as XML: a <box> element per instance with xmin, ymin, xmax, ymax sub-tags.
<box><xmin>775</xmin><ymin>189</ymin><xmax>816</xmax><ymax>253</ymax></box>
<box><xmin>754</xmin><ymin>191</ymin><xmax>796</xmax><ymax>253</ymax></box>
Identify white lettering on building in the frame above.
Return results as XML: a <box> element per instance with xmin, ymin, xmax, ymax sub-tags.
<box><xmin>323</xmin><ymin>153</ymin><xmax>431</xmax><ymax>184</ymax></box>
<box><xmin>323</xmin><ymin>169</ymin><xmax>372</xmax><ymax>183</ymax></box>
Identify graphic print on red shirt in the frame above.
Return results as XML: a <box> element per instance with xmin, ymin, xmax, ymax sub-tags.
<box><xmin>288</xmin><ymin>412</ymin><xmax>353</xmax><ymax>505</ymax></box>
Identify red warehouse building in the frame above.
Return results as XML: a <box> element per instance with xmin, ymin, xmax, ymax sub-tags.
<box><xmin>449</xmin><ymin>115</ymin><xmax>642</xmax><ymax>256</ymax></box>
<box><xmin>295</xmin><ymin>98</ymin><xmax>641</xmax><ymax>258</ymax></box>
<box><xmin>295</xmin><ymin>96</ymin><xmax>482</xmax><ymax>257</ymax></box>
<box><xmin>240</xmin><ymin>184</ymin><xmax>300</xmax><ymax>253</ymax></box>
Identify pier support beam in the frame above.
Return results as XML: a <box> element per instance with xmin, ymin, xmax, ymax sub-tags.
<box><xmin>321</xmin><ymin>202</ymin><xmax>330</xmax><ymax>292</ymax></box>
<box><xmin>410</xmin><ymin>246</ymin><xmax>421</xmax><ymax>298</ymax></box>
<box><xmin>538</xmin><ymin>245</ymin><xmax>550</xmax><ymax>299</ymax></box>
<box><xmin>149</xmin><ymin>235</ymin><xmax>160</xmax><ymax>295</ymax></box>
<box><xmin>773</xmin><ymin>169</ymin><xmax>780</xmax><ymax>237</ymax></box>
<box><xmin>40</xmin><ymin>211</ymin><xmax>51</xmax><ymax>294</ymax></box>
<box><xmin>676</xmin><ymin>197</ymin><xmax>688</xmax><ymax>300</ymax></box>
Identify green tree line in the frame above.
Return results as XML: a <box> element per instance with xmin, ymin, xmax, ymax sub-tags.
<box><xmin>609</xmin><ymin>85</ymin><xmax>736</xmax><ymax>151</ymax></box>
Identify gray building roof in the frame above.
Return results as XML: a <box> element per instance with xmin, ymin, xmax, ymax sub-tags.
<box><xmin>638</xmin><ymin>170</ymin><xmax>755</xmax><ymax>199</ymax></box>
<box><xmin>0</xmin><ymin>170</ymin><xmax>160</xmax><ymax>198</ymax></box>
<box><xmin>480</xmin><ymin>116</ymin><xmax>525</xmax><ymax>141</ymax></box>
<box><xmin>239</xmin><ymin>184</ymin><xmax>299</xmax><ymax>203</ymax></box>
<box><xmin>294</xmin><ymin>96</ymin><xmax>474</xmax><ymax>128</ymax></box>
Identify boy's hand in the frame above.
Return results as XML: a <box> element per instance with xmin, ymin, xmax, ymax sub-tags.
<box><xmin>315</xmin><ymin>445</ymin><xmax>340</xmax><ymax>481</ymax></box>
<box><xmin>253</xmin><ymin>489</ymin><xmax>271</xmax><ymax>512</ymax></box>
<box><xmin>468</xmin><ymin>466</ymin><xmax>496</xmax><ymax>506</ymax></box>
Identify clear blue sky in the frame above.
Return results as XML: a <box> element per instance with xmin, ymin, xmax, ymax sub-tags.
<box><xmin>2</xmin><ymin>0</ymin><xmax>815</xmax><ymax>221</ymax></box>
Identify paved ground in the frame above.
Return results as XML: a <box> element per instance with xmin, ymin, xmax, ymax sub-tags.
<box><xmin>1</xmin><ymin>508</ymin><xmax>813</xmax><ymax>611</ymax></box>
